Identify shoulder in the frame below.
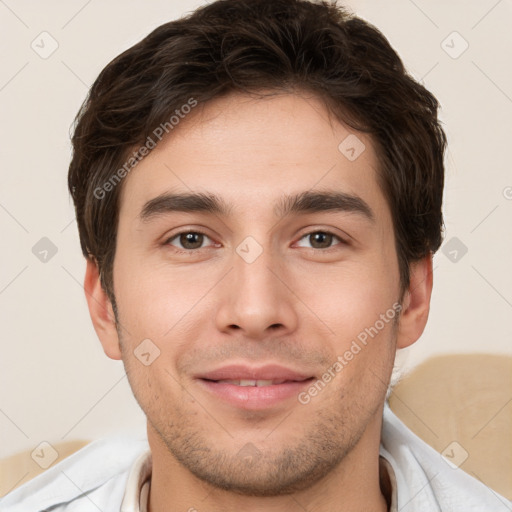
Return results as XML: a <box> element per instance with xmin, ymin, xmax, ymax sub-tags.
<box><xmin>381</xmin><ymin>403</ymin><xmax>512</xmax><ymax>511</ymax></box>
<box><xmin>0</xmin><ymin>434</ymin><xmax>149</xmax><ymax>512</ymax></box>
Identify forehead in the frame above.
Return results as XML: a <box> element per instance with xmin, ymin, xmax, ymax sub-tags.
<box><xmin>118</xmin><ymin>92</ymin><xmax>389</xmax><ymax>222</ymax></box>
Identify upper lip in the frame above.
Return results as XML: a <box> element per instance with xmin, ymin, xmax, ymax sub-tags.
<box><xmin>196</xmin><ymin>364</ymin><xmax>313</xmax><ymax>382</ymax></box>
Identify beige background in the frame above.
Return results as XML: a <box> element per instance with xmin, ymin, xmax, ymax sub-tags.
<box><xmin>0</xmin><ymin>0</ymin><xmax>511</xmax><ymax>468</ymax></box>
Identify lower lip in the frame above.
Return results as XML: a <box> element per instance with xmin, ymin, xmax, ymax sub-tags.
<box><xmin>197</xmin><ymin>379</ymin><xmax>314</xmax><ymax>410</ymax></box>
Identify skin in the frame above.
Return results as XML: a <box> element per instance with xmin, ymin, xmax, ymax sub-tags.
<box><xmin>84</xmin><ymin>92</ymin><xmax>433</xmax><ymax>512</ymax></box>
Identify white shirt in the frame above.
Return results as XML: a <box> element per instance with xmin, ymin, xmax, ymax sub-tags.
<box><xmin>2</xmin><ymin>404</ymin><xmax>510</xmax><ymax>511</ymax></box>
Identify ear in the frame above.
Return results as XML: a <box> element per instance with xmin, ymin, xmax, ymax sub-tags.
<box><xmin>396</xmin><ymin>254</ymin><xmax>433</xmax><ymax>349</ymax></box>
<box><xmin>83</xmin><ymin>258</ymin><xmax>122</xmax><ymax>360</ymax></box>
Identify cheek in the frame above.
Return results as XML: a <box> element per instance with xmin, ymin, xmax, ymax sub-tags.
<box><xmin>114</xmin><ymin>256</ymin><xmax>214</xmax><ymax>341</ymax></box>
<box><xmin>292</xmin><ymin>262</ymin><xmax>400</xmax><ymax>397</ymax></box>
<box><xmin>295</xmin><ymin>261</ymin><xmax>400</xmax><ymax>336</ymax></box>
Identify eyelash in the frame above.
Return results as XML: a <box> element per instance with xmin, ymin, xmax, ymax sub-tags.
<box><xmin>164</xmin><ymin>229</ymin><xmax>347</xmax><ymax>253</ymax></box>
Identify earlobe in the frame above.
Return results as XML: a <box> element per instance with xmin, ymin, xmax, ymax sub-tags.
<box><xmin>83</xmin><ymin>258</ymin><xmax>122</xmax><ymax>360</ymax></box>
<box><xmin>396</xmin><ymin>254</ymin><xmax>433</xmax><ymax>349</ymax></box>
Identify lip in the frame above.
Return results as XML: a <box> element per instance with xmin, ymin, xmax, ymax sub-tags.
<box><xmin>196</xmin><ymin>364</ymin><xmax>313</xmax><ymax>382</ymax></box>
<box><xmin>195</xmin><ymin>364</ymin><xmax>315</xmax><ymax>410</ymax></box>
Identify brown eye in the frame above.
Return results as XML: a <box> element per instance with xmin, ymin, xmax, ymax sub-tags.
<box><xmin>167</xmin><ymin>231</ymin><xmax>210</xmax><ymax>251</ymax></box>
<box><xmin>296</xmin><ymin>231</ymin><xmax>345</xmax><ymax>250</ymax></box>
<box><xmin>309</xmin><ymin>232</ymin><xmax>333</xmax><ymax>249</ymax></box>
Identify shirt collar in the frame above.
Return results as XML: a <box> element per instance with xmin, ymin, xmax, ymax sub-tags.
<box><xmin>120</xmin><ymin>449</ymin><xmax>152</xmax><ymax>512</ymax></box>
<box><xmin>380</xmin><ymin>455</ymin><xmax>398</xmax><ymax>512</ymax></box>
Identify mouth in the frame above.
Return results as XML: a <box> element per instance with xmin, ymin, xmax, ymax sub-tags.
<box><xmin>195</xmin><ymin>365</ymin><xmax>315</xmax><ymax>410</ymax></box>
<box><xmin>205</xmin><ymin>378</ymin><xmax>309</xmax><ymax>387</ymax></box>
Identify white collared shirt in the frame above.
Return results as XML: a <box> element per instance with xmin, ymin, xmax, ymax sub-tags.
<box><xmin>2</xmin><ymin>405</ymin><xmax>510</xmax><ymax>511</ymax></box>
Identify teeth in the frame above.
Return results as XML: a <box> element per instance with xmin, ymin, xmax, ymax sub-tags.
<box><xmin>217</xmin><ymin>379</ymin><xmax>278</xmax><ymax>387</ymax></box>
<box><xmin>240</xmin><ymin>379</ymin><xmax>258</xmax><ymax>387</ymax></box>
<box><xmin>256</xmin><ymin>380</ymin><xmax>275</xmax><ymax>387</ymax></box>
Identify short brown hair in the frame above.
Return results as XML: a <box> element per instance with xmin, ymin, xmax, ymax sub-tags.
<box><xmin>68</xmin><ymin>0</ymin><xmax>446</xmax><ymax>308</ymax></box>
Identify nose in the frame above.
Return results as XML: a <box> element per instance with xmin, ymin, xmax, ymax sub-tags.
<box><xmin>214</xmin><ymin>240</ymin><xmax>299</xmax><ymax>340</ymax></box>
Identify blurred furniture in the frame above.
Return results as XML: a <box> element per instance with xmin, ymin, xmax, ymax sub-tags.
<box><xmin>0</xmin><ymin>439</ymin><xmax>89</xmax><ymax>497</ymax></box>
<box><xmin>388</xmin><ymin>353</ymin><xmax>512</xmax><ymax>499</ymax></box>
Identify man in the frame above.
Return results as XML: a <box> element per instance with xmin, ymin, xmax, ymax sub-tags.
<box><xmin>2</xmin><ymin>0</ymin><xmax>510</xmax><ymax>510</ymax></box>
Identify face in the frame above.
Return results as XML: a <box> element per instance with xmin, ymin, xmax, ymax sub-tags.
<box><xmin>102</xmin><ymin>92</ymin><xmax>406</xmax><ymax>495</ymax></box>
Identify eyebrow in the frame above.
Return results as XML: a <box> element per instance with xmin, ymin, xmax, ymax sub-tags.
<box><xmin>139</xmin><ymin>190</ymin><xmax>375</xmax><ymax>223</ymax></box>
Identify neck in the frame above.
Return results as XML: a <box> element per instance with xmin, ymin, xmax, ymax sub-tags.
<box><xmin>147</xmin><ymin>410</ymin><xmax>389</xmax><ymax>512</ymax></box>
